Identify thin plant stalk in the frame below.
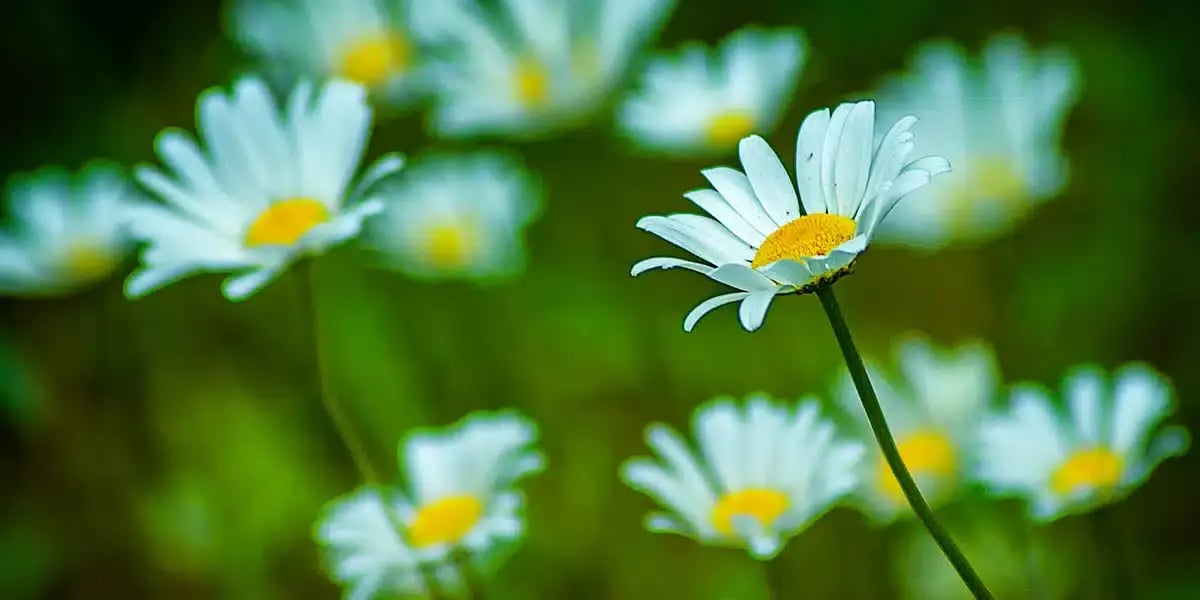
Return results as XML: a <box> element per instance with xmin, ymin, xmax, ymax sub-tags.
<box><xmin>453</xmin><ymin>548</ymin><xmax>487</xmax><ymax>600</ymax></box>
<box><xmin>815</xmin><ymin>286</ymin><xmax>994</xmax><ymax>600</ymax></box>
<box><xmin>296</xmin><ymin>262</ymin><xmax>445</xmax><ymax>600</ymax></box>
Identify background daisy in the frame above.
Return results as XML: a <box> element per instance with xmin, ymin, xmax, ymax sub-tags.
<box><xmin>835</xmin><ymin>336</ymin><xmax>999</xmax><ymax>523</ymax></box>
<box><xmin>365</xmin><ymin>152</ymin><xmax>542</xmax><ymax>282</ymax></box>
<box><xmin>619</xmin><ymin>27</ymin><xmax>807</xmax><ymax>155</ymax></box>
<box><xmin>0</xmin><ymin>162</ymin><xmax>139</xmax><ymax>296</ymax></box>
<box><xmin>229</xmin><ymin>0</ymin><xmax>428</xmax><ymax>107</ymax></box>
<box><xmin>126</xmin><ymin>76</ymin><xmax>403</xmax><ymax>301</ymax></box>
<box><xmin>621</xmin><ymin>394</ymin><xmax>864</xmax><ymax>559</ymax></box>
<box><xmin>410</xmin><ymin>0</ymin><xmax>676</xmax><ymax>138</ymax></box>
<box><xmin>975</xmin><ymin>363</ymin><xmax>1189</xmax><ymax>521</ymax></box>
<box><xmin>870</xmin><ymin>33</ymin><xmax>1080</xmax><ymax>248</ymax></box>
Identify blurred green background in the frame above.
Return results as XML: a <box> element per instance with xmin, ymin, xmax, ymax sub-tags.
<box><xmin>2</xmin><ymin>0</ymin><xmax>1199</xmax><ymax>598</ymax></box>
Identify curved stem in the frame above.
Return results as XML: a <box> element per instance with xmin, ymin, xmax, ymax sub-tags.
<box><xmin>815</xmin><ymin>286</ymin><xmax>994</xmax><ymax>600</ymax></box>
<box><xmin>296</xmin><ymin>262</ymin><xmax>445</xmax><ymax>600</ymax></box>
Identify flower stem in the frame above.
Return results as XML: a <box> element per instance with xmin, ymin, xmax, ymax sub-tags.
<box><xmin>453</xmin><ymin>548</ymin><xmax>487</xmax><ymax>600</ymax></box>
<box><xmin>296</xmin><ymin>262</ymin><xmax>445</xmax><ymax>600</ymax></box>
<box><xmin>815</xmin><ymin>286</ymin><xmax>994</xmax><ymax>600</ymax></box>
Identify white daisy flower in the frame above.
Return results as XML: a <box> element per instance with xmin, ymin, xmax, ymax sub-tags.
<box><xmin>317</xmin><ymin>487</ymin><xmax>441</xmax><ymax>600</ymax></box>
<box><xmin>0</xmin><ymin>162</ymin><xmax>139</xmax><ymax>296</ymax></box>
<box><xmin>126</xmin><ymin>76</ymin><xmax>404</xmax><ymax>301</ymax></box>
<box><xmin>975</xmin><ymin>363</ymin><xmax>1189</xmax><ymax>521</ymax></box>
<box><xmin>871</xmin><ymin>33</ymin><xmax>1080</xmax><ymax>247</ymax></box>
<box><xmin>396</xmin><ymin>411</ymin><xmax>544</xmax><ymax>563</ymax></box>
<box><xmin>366</xmin><ymin>152</ymin><xmax>541</xmax><ymax>282</ymax></box>
<box><xmin>835</xmin><ymin>336</ymin><xmax>998</xmax><ymax>523</ymax></box>
<box><xmin>632</xmin><ymin>101</ymin><xmax>951</xmax><ymax>332</ymax></box>
<box><xmin>230</xmin><ymin>0</ymin><xmax>427</xmax><ymax>106</ymax></box>
<box><xmin>619</xmin><ymin>27</ymin><xmax>807</xmax><ymax>155</ymax></box>
<box><xmin>621</xmin><ymin>394</ymin><xmax>864</xmax><ymax>559</ymax></box>
<box><xmin>412</xmin><ymin>0</ymin><xmax>675</xmax><ymax>138</ymax></box>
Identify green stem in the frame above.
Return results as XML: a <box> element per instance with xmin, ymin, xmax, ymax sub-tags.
<box><xmin>815</xmin><ymin>286</ymin><xmax>994</xmax><ymax>600</ymax></box>
<box><xmin>296</xmin><ymin>262</ymin><xmax>445</xmax><ymax>600</ymax></box>
<box><xmin>453</xmin><ymin>548</ymin><xmax>487</xmax><ymax>600</ymax></box>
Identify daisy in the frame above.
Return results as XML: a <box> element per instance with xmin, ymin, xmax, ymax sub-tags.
<box><xmin>125</xmin><ymin>76</ymin><xmax>404</xmax><ymax>301</ymax></box>
<box><xmin>870</xmin><ymin>33</ymin><xmax>1080</xmax><ymax>247</ymax></box>
<box><xmin>834</xmin><ymin>336</ymin><xmax>998</xmax><ymax>523</ymax></box>
<box><xmin>619</xmin><ymin>27</ymin><xmax>807</xmax><ymax>155</ymax></box>
<box><xmin>632</xmin><ymin>100</ymin><xmax>951</xmax><ymax>332</ymax></box>
<box><xmin>621</xmin><ymin>394</ymin><xmax>864</xmax><ymax>559</ymax></box>
<box><xmin>229</xmin><ymin>0</ymin><xmax>427</xmax><ymax>106</ymax></box>
<box><xmin>395</xmin><ymin>411</ymin><xmax>544</xmax><ymax>563</ymax></box>
<box><xmin>0</xmin><ymin>162</ymin><xmax>139</xmax><ymax>296</ymax></box>
<box><xmin>975</xmin><ymin>363</ymin><xmax>1189</xmax><ymax>521</ymax></box>
<box><xmin>365</xmin><ymin>152</ymin><xmax>541</xmax><ymax>281</ymax></box>
<box><xmin>413</xmin><ymin>0</ymin><xmax>676</xmax><ymax>138</ymax></box>
<box><xmin>317</xmin><ymin>487</ymin><xmax>444</xmax><ymax>600</ymax></box>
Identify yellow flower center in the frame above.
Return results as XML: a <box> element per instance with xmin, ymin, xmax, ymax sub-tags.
<box><xmin>244</xmin><ymin>198</ymin><xmax>330</xmax><ymax>247</ymax></box>
<box><xmin>706</xmin><ymin>111</ymin><xmax>756</xmax><ymax>148</ymax></box>
<box><xmin>750</xmin><ymin>214</ymin><xmax>857</xmax><ymax>269</ymax></box>
<box><xmin>877</xmin><ymin>429</ymin><xmax>958</xmax><ymax>503</ymax></box>
<box><xmin>422</xmin><ymin>221</ymin><xmax>479</xmax><ymax>270</ymax></box>
<box><xmin>408</xmin><ymin>495</ymin><xmax>484</xmax><ymax>548</ymax></box>
<box><xmin>947</xmin><ymin>156</ymin><xmax>1029</xmax><ymax>233</ymax></box>
<box><xmin>340</xmin><ymin>33</ymin><xmax>411</xmax><ymax>87</ymax></box>
<box><xmin>60</xmin><ymin>240</ymin><xmax>117</xmax><ymax>282</ymax></box>
<box><xmin>513</xmin><ymin>59</ymin><xmax>551</xmax><ymax>107</ymax></box>
<box><xmin>1051</xmin><ymin>448</ymin><xmax>1124</xmax><ymax>496</ymax></box>
<box><xmin>710</xmin><ymin>488</ymin><xmax>789</xmax><ymax>535</ymax></box>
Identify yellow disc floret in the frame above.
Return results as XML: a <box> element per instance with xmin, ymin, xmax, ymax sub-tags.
<box><xmin>1051</xmin><ymin>448</ymin><xmax>1124</xmax><ymax>496</ymax></box>
<box><xmin>710</xmin><ymin>488</ymin><xmax>789</xmax><ymax>536</ymax></box>
<box><xmin>877</xmin><ymin>429</ymin><xmax>957</xmax><ymax>503</ymax></box>
<box><xmin>706</xmin><ymin>111</ymin><xmax>756</xmax><ymax>148</ymax></box>
<box><xmin>408</xmin><ymin>495</ymin><xmax>485</xmax><ymax>548</ymax></box>
<box><xmin>244</xmin><ymin>198</ymin><xmax>330</xmax><ymax>247</ymax></box>
<box><xmin>341</xmin><ymin>33</ymin><xmax>411</xmax><ymax>88</ymax></box>
<box><xmin>513</xmin><ymin>59</ymin><xmax>551</xmax><ymax>107</ymax></box>
<box><xmin>422</xmin><ymin>221</ymin><xmax>479</xmax><ymax>270</ymax></box>
<box><xmin>751</xmin><ymin>214</ymin><xmax>856</xmax><ymax>269</ymax></box>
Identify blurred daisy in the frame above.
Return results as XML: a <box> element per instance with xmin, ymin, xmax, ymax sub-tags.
<box><xmin>835</xmin><ymin>336</ymin><xmax>998</xmax><ymax>523</ymax></box>
<box><xmin>632</xmin><ymin>101</ymin><xmax>950</xmax><ymax>332</ymax></box>
<box><xmin>619</xmin><ymin>27</ymin><xmax>807</xmax><ymax>155</ymax></box>
<box><xmin>871</xmin><ymin>33</ymin><xmax>1079</xmax><ymax>248</ymax></box>
<box><xmin>366</xmin><ymin>152</ymin><xmax>541</xmax><ymax>281</ymax></box>
<box><xmin>230</xmin><ymin>0</ymin><xmax>427</xmax><ymax>106</ymax></box>
<box><xmin>413</xmin><ymin>0</ymin><xmax>675</xmax><ymax>138</ymax></box>
<box><xmin>0</xmin><ymin>163</ymin><xmax>139</xmax><ymax>296</ymax></box>
<box><xmin>975</xmin><ymin>363</ymin><xmax>1189</xmax><ymax>521</ymax></box>
<box><xmin>396</xmin><ymin>411</ymin><xmax>544</xmax><ymax>564</ymax></box>
<box><xmin>317</xmin><ymin>487</ymin><xmax>442</xmax><ymax>600</ymax></box>
<box><xmin>621</xmin><ymin>394</ymin><xmax>864</xmax><ymax>559</ymax></box>
<box><xmin>126</xmin><ymin>76</ymin><xmax>403</xmax><ymax>301</ymax></box>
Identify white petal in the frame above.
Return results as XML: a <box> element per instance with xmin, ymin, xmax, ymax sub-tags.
<box><xmin>833</xmin><ymin>101</ymin><xmax>875</xmax><ymax>216</ymax></box>
<box><xmin>631</xmin><ymin>257</ymin><xmax>714</xmax><ymax>276</ymax></box>
<box><xmin>222</xmin><ymin>265</ymin><xmax>285</xmax><ymax>301</ymax></box>
<box><xmin>1064</xmin><ymin>366</ymin><xmax>1105</xmax><ymax>446</ymax></box>
<box><xmin>819</xmin><ymin>103</ymin><xmax>856</xmax><ymax>214</ymax></box>
<box><xmin>707</xmin><ymin>263</ymin><xmax>776</xmax><ymax>291</ymax></box>
<box><xmin>795</xmin><ymin>107</ymin><xmax>831</xmax><ymax>215</ymax></box>
<box><xmin>637</xmin><ymin>215</ymin><xmax>752</xmax><ymax>265</ymax></box>
<box><xmin>739</xmin><ymin>136</ymin><xmax>800</xmax><ymax>226</ymax></box>
<box><xmin>684</xmin><ymin>189</ymin><xmax>766</xmax><ymax>246</ymax></box>
<box><xmin>1110</xmin><ymin>364</ymin><xmax>1173</xmax><ymax>454</ymax></box>
<box><xmin>758</xmin><ymin>259</ymin><xmax>816</xmax><ymax>287</ymax></box>
<box><xmin>737</xmin><ymin>290</ymin><xmax>777</xmax><ymax>332</ymax></box>
<box><xmin>684</xmin><ymin>292</ymin><xmax>749</xmax><ymax>332</ymax></box>
<box><xmin>701</xmin><ymin>167</ymin><xmax>777</xmax><ymax>235</ymax></box>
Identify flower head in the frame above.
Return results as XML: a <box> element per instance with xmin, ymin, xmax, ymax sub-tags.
<box><xmin>632</xmin><ymin>101</ymin><xmax>950</xmax><ymax>331</ymax></box>
<box><xmin>871</xmin><ymin>33</ymin><xmax>1080</xmax><ymax>247</ymax></box>
<box><xmin>975</xmin><ymin>363</ymin><xmax>1189</xmax><ymax>521</ymax></box>
<box><xmin>397</xmin><ymin>411</ymin><xmax>544</xmax><ymax>562</ymax></box>
<box><xmin>0</xmin><ymin>163</ymin><xmax>139</xmax><ymax>296</ymax></box>
<box><xmin>621</xmin><ymin>394</ymin><xmax>864</xmax><ymax>559</ymax></box>
<box><xmin>230</xmin><ymin>0</ymin><xmax>427</xmax><ymax>106</ymax></box>
<box><xmin>366</xmin><ymin>152</ymin><xmax>542</xmax><ymax>281</ymax></box>
<box><xmin>619</xmin><ymin>27</ymin><xmax>807</xmax><ymax>155</ymax></box>
<box><xmin>126</xmin><ymin>76</ymin><xmax>404</xmax><ymax>301</ymax></box>
<box><xmin>413</xmin><ymin>0</ymin><xmax>675</xmax><ymax>138</ymax></box>
<box><xmin>835</xmin><ymin>336</ymin><xmax>998</xmax><ymax>523</ymax></box>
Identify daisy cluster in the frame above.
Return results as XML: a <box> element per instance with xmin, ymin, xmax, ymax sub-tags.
<box><xmin>623</xmin><ymin>339</ymin><xmax>1188</xmax><ymax>561</ymax></box>
<box><xmin>0</xmin><ymin>0</ymin><xmax>1184</xmax><ymax>598</ymax></box>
